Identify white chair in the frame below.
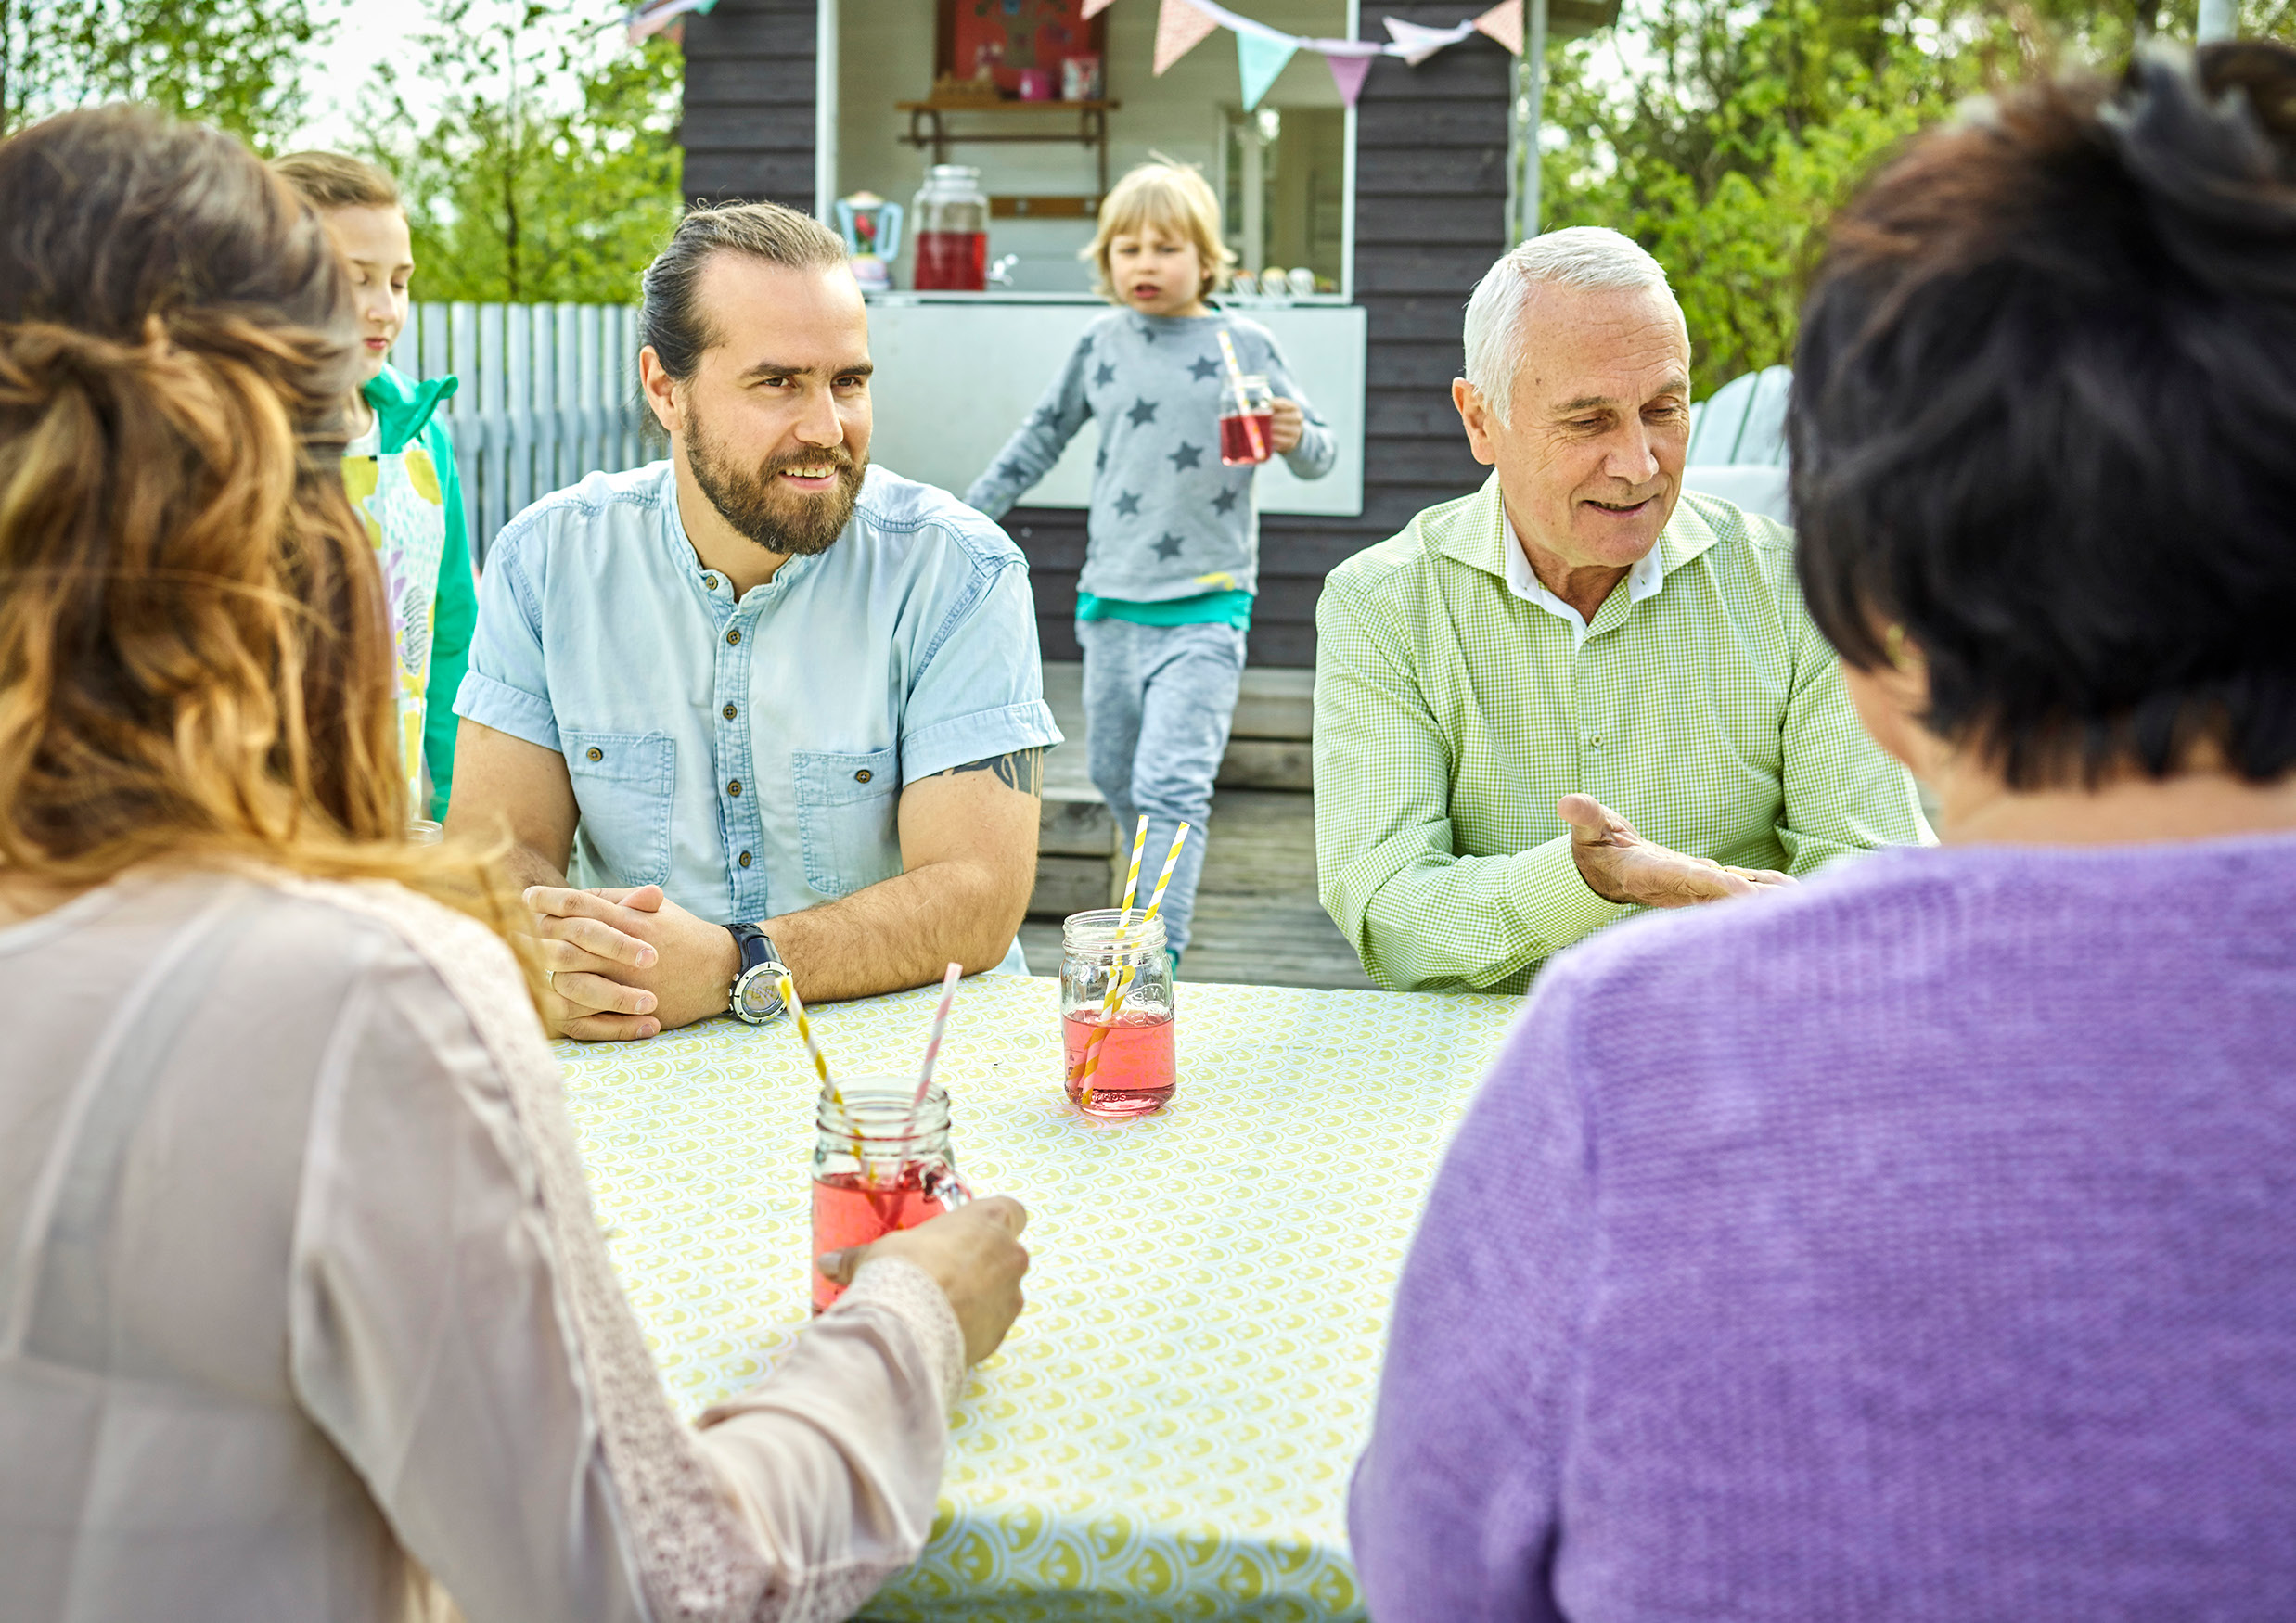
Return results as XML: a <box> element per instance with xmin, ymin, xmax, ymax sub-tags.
<box><xmin>1685</xmin><ymin>364</ymin><xmax>1791</xmax><ymax>465</ymax></box>
<box><xmin>1685</xmin><ymin>364</ymin><xmax>1793</xmax><ymax>523</ymax></box>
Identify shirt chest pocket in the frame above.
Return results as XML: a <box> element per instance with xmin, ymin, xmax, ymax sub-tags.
<box><xmin>793</xmin><ymin>747</ymin><xmax>901</xmax><ymax>899</ymax></box>
<box><xmin>563</xmin><ymin>728</ymin><xmax>674</xmax><ymax>888</ymax></box>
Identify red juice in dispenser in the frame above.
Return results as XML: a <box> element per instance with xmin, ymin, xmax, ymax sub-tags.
<box><xmin>913</xmin><ymin>229</ymin><xmax>988</xmax><ymax>291</ymax></box>
<box><xmin>910</xmin><ymin>164</ymin><xmax>990</xmax><ymax>292</ymax></box>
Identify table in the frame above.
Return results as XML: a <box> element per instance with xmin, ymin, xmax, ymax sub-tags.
<box><xmin>556</xmin><ymin>975</ymin><xmax>1521</xmax><ymax>1621</ymax></box>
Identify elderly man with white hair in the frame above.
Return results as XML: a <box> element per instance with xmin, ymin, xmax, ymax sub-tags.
<box><xmin>1314</xmin><ymin>228</ymin><xmax>1927</xmax><ymax>992</ymax></box>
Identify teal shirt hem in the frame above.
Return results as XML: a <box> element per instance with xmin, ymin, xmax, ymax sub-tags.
<box><xmin>1076</xmin><ymin>589</ymin><xmax>1254</xmax><ymax>630</ymax></box>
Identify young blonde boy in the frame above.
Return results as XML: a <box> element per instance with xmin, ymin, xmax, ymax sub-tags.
<box><xmin>274</xmin><ymin>150</ymin><xmax>475</xmax><ymax>825</ymax></box>
<box><xmin>965</xmin><ymin>161</ymin><xmax>1336</xmax><ymax>966</ymax></box>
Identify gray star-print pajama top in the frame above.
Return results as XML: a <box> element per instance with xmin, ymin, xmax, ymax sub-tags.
<box><xmin>963</xmin><ymin>310</ymin><xmax>1337</xmax><ymax>602</ymax></box>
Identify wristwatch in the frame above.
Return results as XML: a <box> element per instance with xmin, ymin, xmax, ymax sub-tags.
<box><xmin>728</xmin><ymin>925</ymin><xmax>789</xmax><ymax>1024</ymax></box>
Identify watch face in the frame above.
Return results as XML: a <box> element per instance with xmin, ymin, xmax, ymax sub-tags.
<box><xmin>738</xmin><ymin>970</ymin><xmax>782</xmax><ymax>1021</ymax></box>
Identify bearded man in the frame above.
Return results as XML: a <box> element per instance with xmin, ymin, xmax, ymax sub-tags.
<box><xmin>449</xmin><ymin>201</ymin><xmax>1059</xmax><ymax>1039</ymax></box>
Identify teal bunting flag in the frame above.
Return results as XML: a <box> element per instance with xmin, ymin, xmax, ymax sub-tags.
<box><xmin>1235</xmin><ymin>31</ymin><xmax>1298</xmax><ymax>109</ymax></box>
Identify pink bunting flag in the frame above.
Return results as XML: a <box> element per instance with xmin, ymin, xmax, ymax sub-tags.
<box><xmin>1153</xmin><ymin>0</ymin><xmax>1220</xmax><ymax>73</ymax></box>
<box><xmin>1324</xmin><ymin>50</ymin><xmax>1375</xmax><ymax>106</ymax></box>
<box><xmin>1083</xmin><ymin>0</ymin><xmax>1116</xmax><ymax>16</ymax></box>
<box><xmin>1472</xmin><ymin>0</ymin><xmax>1525</xmax><ymax>54</ymax></box>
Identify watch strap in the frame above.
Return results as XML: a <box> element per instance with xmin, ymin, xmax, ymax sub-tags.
<box><xmin>728</xmin><ymin>925</ymin><xmax>788</xmax><ymax>1023</ymax></box>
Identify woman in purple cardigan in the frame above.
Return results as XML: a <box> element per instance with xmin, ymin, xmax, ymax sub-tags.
<box><xmin>1351</xmin><ymin>43</ymin><xmax>2296</xmax><ymax>1622</ymax></box>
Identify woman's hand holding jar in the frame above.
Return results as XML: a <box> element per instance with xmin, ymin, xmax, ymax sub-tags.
<box><xmin>820</xmin><ymin>1196</ymin><xmax>1032</xmax><ymax>1364</ymax></box>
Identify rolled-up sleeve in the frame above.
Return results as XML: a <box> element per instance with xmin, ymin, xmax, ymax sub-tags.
<box><xmin>453</xmin><ymin>519</ymin><xmax>559</xmax><ymax>753</ymax></box>
<box><xmin>900</xmin><ymin>552</ymin><xmax>1064</xmax><ymax>782</ymax></box>
<box><xmin>1315</xmin><ymin>574</ymin><xmax>1623</xmax><ymax>992</ymax></box>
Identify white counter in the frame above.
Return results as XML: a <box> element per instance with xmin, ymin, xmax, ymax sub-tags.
<box><xmin>860</xmin><ymin>296</ymin><xmax>1366</xmax><ymax>518</ymax></box>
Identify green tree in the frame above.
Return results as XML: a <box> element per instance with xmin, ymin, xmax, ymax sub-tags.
<box><xmin>1</xmin><ymin>0</ymin><xmax>322</xmax><ymax>147</ymax></box>
<box><xmin>1537</xmin><ymin>0</ymin><xmax>2257</xmax><ymax>388</ymax></box>
<box><xmin>360</xmin><ymin>1</ymin><xmax>683</xmax><ymax>304</ymax></box>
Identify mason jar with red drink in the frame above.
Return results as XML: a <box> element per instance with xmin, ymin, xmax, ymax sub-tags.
<box><xmin>1059</xmin><ymin>909</ymin><xmax>1177</xmax><ymax>1118</ymax></box>
<box><xmin>1218</xmin><ymin>372</ymin><xmax>1276</xmax><ymax>466</ymax></box>
<box><xmin>808</xmin><ymin>1078</ymin><xmax>970</xmax><ymax>1310</ymax></box>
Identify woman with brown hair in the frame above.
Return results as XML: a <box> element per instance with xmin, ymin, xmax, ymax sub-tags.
<box><xmin>0</xmin><ymin>106</ymin><xmax>1027</xmax><ymax>1622</ymax></box>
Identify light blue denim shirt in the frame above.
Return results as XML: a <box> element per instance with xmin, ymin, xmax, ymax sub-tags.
<box><xmin>455</xmin><ymin>460</ymin><xmax>1061</xmax><ymax>952</ymax></box>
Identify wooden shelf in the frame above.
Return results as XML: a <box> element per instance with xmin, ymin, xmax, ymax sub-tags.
<box><xmin>990</xmin><ymin>195</ymin><xmax>1099</xmax><ymax>219</ymax></box>
<box><xmin>898</xmin><ymin>100</ymin><xmax>1121</xmax><ymax>195</ymax></box>
<box><xmin>897</xmin><ymin>99</ymin><xmax>1120</xmax><ymax>113</ymax></box>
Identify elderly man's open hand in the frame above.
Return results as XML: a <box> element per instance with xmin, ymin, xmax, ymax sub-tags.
<box><xmin>1558</xmin><ymin>794</ymin><xmax>1796</xmax><ymax>910</ymax></box>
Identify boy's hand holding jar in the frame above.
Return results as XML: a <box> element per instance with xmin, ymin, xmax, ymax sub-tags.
<box><xmin>1269</xmin><ymin>396</ymin><xmax>1305</xmax><ymax>454</ymax></box>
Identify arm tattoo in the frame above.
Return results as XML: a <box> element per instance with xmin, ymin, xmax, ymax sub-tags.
<box><xmin>936</xmin><ymin>747</ymin><xmax>1044</xmax><ymax>797</ymax></box>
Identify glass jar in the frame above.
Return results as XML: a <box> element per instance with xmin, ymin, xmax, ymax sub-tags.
<box><xmin>911</xmin><ymin>164</ymin><xmax>990</xmax><ymax>292</ymax></box>
<box><xmin>1059</xmin><ymin>908</ymin><xmax>1176</xmax><ymax>1118</ymax></box>
<box><xmin>1218</xmin><ymin>371</ymin><xmax>1275</xmax><ymax>466</ymax></box>
<box><xmin>809</xmin><ymin>1078</ymin><xmax>969</xmax><ymax>1311</ymax></box>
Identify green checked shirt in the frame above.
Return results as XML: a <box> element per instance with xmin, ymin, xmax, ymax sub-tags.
<box><xmin>1315</xmin><ymin>473</ymin><xmax>1930</xmax><ymax>994</ymax></box>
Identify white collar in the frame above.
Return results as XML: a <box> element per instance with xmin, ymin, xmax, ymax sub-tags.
<box><xmin>1500</xmin><ymin>508</ymin><xmax>1667</xmax><ymax>649</ymax></box>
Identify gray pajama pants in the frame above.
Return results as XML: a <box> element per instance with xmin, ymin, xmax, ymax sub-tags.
<box><xmin>1073</xmin><ymin>617</ymin><xmax>1248</xmax><ymax>958</ymax></box>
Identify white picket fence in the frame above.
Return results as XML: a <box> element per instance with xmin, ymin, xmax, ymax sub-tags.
<box><xmin>396</xmin><ymin>302</ymin><xmax>657</xmax><ymax>564</ymax></box>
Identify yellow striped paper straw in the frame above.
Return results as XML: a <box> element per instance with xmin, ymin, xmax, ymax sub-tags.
<box><xmin>1074</xmin><ymin>822</ymin><xmax>1189</xmax><ymax>1105</ymax></box>
<box><xmin>1116</xmin><ymin>812</ymin><xmax>1149</xmax><ymax>924</ymax></box>
<box><xmin>781</xmin><ymin>970</ymin><xmax>870</xmax><ymax>1178</ymax></box>
<box><xmin>776</xmin><ymin>972</ymin><xmax>840</xmax><ymax>1106</ymax></box>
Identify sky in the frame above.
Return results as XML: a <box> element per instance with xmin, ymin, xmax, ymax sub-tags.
<box><xmin>289</xmin><ymin>3</ymin><xmax>439</xmax><ymax>148</ymax></box>
<box><xmin>289</xmin><ymin>1</ymin><xmax>635</xmax><ymax>150</ymax></box>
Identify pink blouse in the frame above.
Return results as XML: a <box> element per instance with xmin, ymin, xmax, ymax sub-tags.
<box><xmin>0</xmin><ymin>868</ymin><xmax>965</xmax><ymax>1622</ymax></box>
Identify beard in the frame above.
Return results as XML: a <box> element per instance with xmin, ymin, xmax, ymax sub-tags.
<box><xmin>685</xmin><ymin>407</ymin><xmax>867</xmax><ymax>558</ymax></box>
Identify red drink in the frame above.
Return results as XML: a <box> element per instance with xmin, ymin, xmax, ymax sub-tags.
<box><xmin>810</xmin><ymin>1167</ymin><xmax>944</xmax><ymax>1311</ymax></box>
<box><xmin>1219</xmin><ymin>412</ymin><xmax>1274</xmax><ymax>466</ymax></box>
<box><xmin>913</xmin><ymin>229</ymin><xmax>988</xmax><ymax>291</ymax></box>
<box><xmin>1062</xmin><ymin>1008</ymin><xmax>1176</xmax><ymax>1117</ymax></box>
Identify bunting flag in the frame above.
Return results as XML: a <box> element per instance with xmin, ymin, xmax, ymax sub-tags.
<box><xmin>1324</xmin><ymin>50</ymin><xmax>1375</xmax><ymax>106</ymax></box>
<box><xmin>1153</xmin><ymin>0</ymin><xmax>1221</xmax><ymax>73</ymax></box>
<box><xmin>1472</xmin><ymin>0</ymin><xmax>1524</xmax><ymax>53</ymax></box>
<box><xmin>1383</xmin><ymin>15</ymin><xmax>1478</xmax><ymax>63</ymax></box>
<box><xmin>1237</xmin><ymin>31</ymin><xmax>1299</xmax><ymax>109</ymax></box>
<box><xmin>853</xmin><ymin>0</ymin><xmax>1527</xmax><ymax>87</ymax></box>
<box><xmin>624</xmin><ymin>0</ymin><xmax>714</xmax><ymax>45</ymax></box>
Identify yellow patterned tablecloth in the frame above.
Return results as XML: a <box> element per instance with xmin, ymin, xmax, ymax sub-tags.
<box><xmin>556</xmin><ymin>974</ymin><xmax>1521</xmax><ymax>1622</ymax></box>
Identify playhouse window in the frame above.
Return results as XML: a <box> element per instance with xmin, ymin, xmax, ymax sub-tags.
<box><xmin>826</xmin><ymin>0</ymin><xmax>1356</xmax><ymax>298</ymax></box>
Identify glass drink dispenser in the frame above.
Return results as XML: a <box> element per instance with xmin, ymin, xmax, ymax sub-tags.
<box><xmin>912</xmin><ymin>164</ymin><xmax>990</xmax><ymax>292</ymax></box>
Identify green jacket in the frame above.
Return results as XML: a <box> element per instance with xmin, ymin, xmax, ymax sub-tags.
<box><xmin>361</xmin><ymin>364</ymin><xmax>475</xmax><ymax>821</ymax></box>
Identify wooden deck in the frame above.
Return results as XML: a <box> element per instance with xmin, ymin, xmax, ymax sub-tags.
<box><xmin>1020</xmin><ymin>662</ymin><xmax>1377</xmax><ymax>990</ymax></box>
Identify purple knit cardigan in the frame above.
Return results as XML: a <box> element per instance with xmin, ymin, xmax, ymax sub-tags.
<box><xmin>1351</xmin><ymin>834</ymin><xmax>2296</xmax><ymax>1621</ymax></box>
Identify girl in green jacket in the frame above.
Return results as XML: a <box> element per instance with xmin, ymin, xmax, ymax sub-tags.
<box><xmin>274</xmin><ymin>150</ymin><xmax>476</xmax><ymax>824</ymax></box>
